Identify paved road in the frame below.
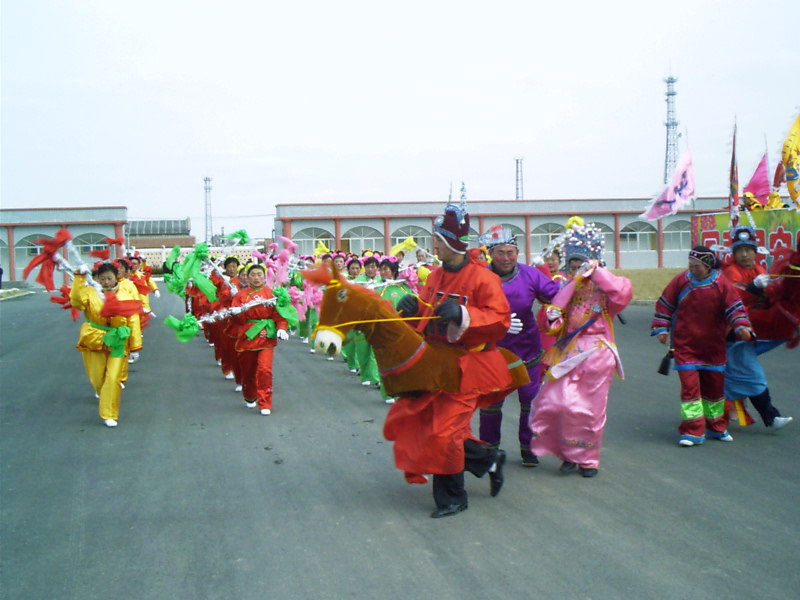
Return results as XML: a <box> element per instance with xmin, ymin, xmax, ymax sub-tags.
<box><xmin>1</xmin><ymin>291</ymin><xmax>797</xmax><ymax>599</ymax></box>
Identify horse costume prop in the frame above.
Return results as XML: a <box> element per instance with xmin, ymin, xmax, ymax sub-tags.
<box><xmin>302</xmin><ymin>263</ymin><xmax>530</xmax><ymax>400</ymax></box>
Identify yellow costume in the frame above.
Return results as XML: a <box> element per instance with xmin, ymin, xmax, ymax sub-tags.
<box><xmin>70</xmin><ymin>274</ymin><xmax>142</xmax><ymax>422</ymax></box>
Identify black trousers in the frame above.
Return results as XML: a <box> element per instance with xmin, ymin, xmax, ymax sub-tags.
<box><xmin>750</xmin><ymin>388</ymin><xmax>781</xmax><ymax>426</ymax></box>
<box><xmin>432</xmin><ymin>439</ymin><xmax>497</xmax><ymax>508</ymax></box>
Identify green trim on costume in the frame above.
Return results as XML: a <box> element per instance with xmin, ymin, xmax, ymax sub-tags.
<box><xmin>702</xmin><ymin>398</ymin><xmax>725</xmax><ymax>418</ymax></box>
<box><xmin>680</xmin><ymin>400</ymin><xmax>704</xmax><ymax>421</ymax></box>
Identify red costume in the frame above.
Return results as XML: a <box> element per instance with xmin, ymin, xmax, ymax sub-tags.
<box><xmin>383</xmin><ymin>249</ymin><xmax>511</xmax><ymax>479</ymax></box>
<box><xmin>232</xmin><ymin>285</ymin><xmax>287</xmax><ymax>411</ymax></box>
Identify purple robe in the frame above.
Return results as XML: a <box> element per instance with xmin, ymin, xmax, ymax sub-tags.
<box><xmin>479</xmin><ymin>263</ymin><xmax>559</xmax><ymax>449</ymax></box>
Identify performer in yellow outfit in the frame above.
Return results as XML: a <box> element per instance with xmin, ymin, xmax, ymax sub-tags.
<box><xmin>70</xmin><ymin>262</ymin><xmax>143</xmax><ymax>427</ymax></box>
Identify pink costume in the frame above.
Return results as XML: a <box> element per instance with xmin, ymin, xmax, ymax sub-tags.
<box><xmin>529</xmin><ymin>265</ymin><xmax>632</xmax><ymax>469</ymax></box>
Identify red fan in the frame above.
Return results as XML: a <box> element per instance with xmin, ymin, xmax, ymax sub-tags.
<box><xmin>49</xmin><ymin>285</ymin><xmax>80</xmax><ymax>321</ymax></box>
<box><xmin>22</xmin><ymin>228</ymin><xmax>73</xmax><ymax>291</ymax></box>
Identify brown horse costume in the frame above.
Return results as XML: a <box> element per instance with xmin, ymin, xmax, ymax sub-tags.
<box><xmin>302</xmin><ymin>264</ymin><xmax>530</xmax><ymax>399</ymax></box>
<box><xmin>303</xmin><ymin>262</ymin><xmax>530</xmax><ymax>481</ymax></box>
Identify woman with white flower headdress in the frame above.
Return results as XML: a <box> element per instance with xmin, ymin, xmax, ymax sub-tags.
<box><xmin>529</xmin><ymin>223</ymin><xmax>632</xmax><ymax>477</ymax></box>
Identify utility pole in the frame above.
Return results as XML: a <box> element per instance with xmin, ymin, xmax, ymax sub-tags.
<box><xmin>515</xmin><ymin>158</ymin><xmax>524</xmax><ymax>200</ymax></box>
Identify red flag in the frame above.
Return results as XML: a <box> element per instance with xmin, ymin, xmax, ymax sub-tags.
<box><xmin>743</xmin><ymin>153</ymin><xmax>769</xmax><ymax>204</ymax></box>
<box><xmin>90</xmin><ymin>248</ymin><xmax>111</xmax><ymax>260</ymax></box>
<box><xmin>729</xmin><ymin>125</ymin><xmax>739</xmax><ymax>227</ymax></box>
<box><xmin>104</xmin><ymin>237</ymin><xmax>125</xmax><ymax>246</ymax></box>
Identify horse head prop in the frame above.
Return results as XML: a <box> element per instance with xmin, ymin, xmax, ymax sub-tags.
<box><xmin>301</xmin><ymin>262</ymin><xmax>530</xmax><ymax>398</ymax></box>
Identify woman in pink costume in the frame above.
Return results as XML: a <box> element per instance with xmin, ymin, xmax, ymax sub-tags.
<box><xmin>529</xmin><ymin>223</ymin><xmax>632</xmax><ymax>477</ymax></box>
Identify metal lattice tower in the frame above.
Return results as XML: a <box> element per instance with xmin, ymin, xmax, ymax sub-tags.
<box><xmin>515</xmin><ymin>158</ymin><xmax>523</xmax><ymax>200</ymax></box>
<box><xmin>663</xmin><ymin>76</ymin><xmax>679</xmax><ymax>184</ymax></box>
<box><xmin>203</xmin><ymin>177</ymin><xmax>212</xmax><ymax>243</ymax></box>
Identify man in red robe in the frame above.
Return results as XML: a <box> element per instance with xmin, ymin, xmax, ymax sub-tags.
<box><xmin>384</xmin><ymin>199</ymin><xmax>512</xmax><ymax>518</ymax></box>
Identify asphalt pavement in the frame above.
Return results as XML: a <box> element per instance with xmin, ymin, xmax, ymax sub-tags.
<box><xmin>1</xmin><ymin>290</ymin><xmax>797</xmax><ymax>600</ymax></box>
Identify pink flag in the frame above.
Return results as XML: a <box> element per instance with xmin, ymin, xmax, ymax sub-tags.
<box><xmin>640</xmin><ymin>150</ymin><xmax>696</xmax><ymax>221</ymax></box>
<box><xmin>744</xmin><ymin>153</ymin><xmax>769</xmax><ymax>204</ymax></box>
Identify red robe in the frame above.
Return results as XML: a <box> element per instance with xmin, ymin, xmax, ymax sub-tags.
<box><xmin>383</xmin><ymin>250</ymin><xmax>512</xmax><ymax>479</ymax></box>
<box><xmin>652</xmin><ymin>270</ymin><xmax>751</xmax><ymax>370</ymax></box>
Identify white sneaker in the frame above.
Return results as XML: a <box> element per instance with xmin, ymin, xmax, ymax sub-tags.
<box><xmin>120</xmin><ymin>382</ymin><xmax>125</xmax><ymax>390</ymax></box>
<box><xmin>245</xmin><ymin>401</ymin><xmax>257</xmax><ymax>408</ymax></box>
<box><xmin>385</xmin><ymin>397</ymin><xmax>396</xmax><ymax>404</ymax></box>
<box><xmin>309</xmin><ymin>348</ymin><xmax>315</xmax><ymax>354</ymax></box>
<box><xmin>326</xmin><ymin>356</ymin><xmax>334</xmax><ymax>361</ymax></box>
<box><xmin>224</xmin><ymin>372</ymin><xmax>235</xmax><ymax>380</ymax></box>
<box><xmin>104</xmin><ymin>419</ymin><xmax>118</xmax><ymax>427</ymax></box>
<box><xmin>301</xmin><ymin>337</ymin><xmax>308</xmax><ymax>344</ymax></box>
<box><xmin>349</xmin><ymin>369</ymin><xmax>358</xmax><ymax>374</ymax></box>
<box><xmin>235</xmin><ymin>384</ymin><xmax>243</xmax><ymax>392</ymax></box>
<box><xmin>260</xmin><ymin>408</ymin><xmax>271</xmax><ymax>416</ymax></box>
<box><xmin>361</xmin><ymin>381</ymin><xmax>372</xmax><ymax>386</ymax></box>
<box><xmin>94</xmin><ymin>392</ymin><xmax>100</xmax><ymax>399</ymax></box>
<box><xmin>216</xmin><ymin>360</ymin><xmax>222</xmax><ymax>366</ymax></box>
<box><xmin>769</xmin><ymin>416</ymin><xmax>793</xmax><ymax>430</ymax></box>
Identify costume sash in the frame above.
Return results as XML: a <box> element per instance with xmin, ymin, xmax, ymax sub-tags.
<box><xmin>90</xmin><ymin>321</ymin><xmax>131</xmax><ymax>357</ymax></box>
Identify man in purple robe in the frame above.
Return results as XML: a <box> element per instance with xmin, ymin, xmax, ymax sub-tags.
<box><xmin>478</xmin><ymin>226</ymin><xmax>559</xmax><ymax>466</ymax></box>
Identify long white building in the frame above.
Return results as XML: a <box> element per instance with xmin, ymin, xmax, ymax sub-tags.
<box><xmin>276</xmin><ymin>196</ymin><xmax>731</xmax><ymax>268</ymax></box>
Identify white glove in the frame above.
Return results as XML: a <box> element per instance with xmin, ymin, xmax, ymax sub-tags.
<box><xmin>531</xmin><ymin>255</ymin><xmax>545</xmax><ymax>266</ymax></box>
<box><xmin>276</xmin><ymin>329</ymin><xmax>289</xmax><ymax>341</ymax></box>
<box><xmin>507</xmin><ymin>313</ymin><xmax>523</xmax><ymax>335</ymax></box>
<box><xmin>753</xmin><ymin>273</ymin><xmax>770</xmax><ymax>289</ymax></box>
<box><xmin>230</xmin><ymin>285</ymin><xmax>238</xmax><ymax>295</ymax></box>
<box><xmin>154</xmin><ymin>289</ymin><xmax>161</xmax><ymax>299</ymax></box>
<box><xmin>128</xmin><ymin>352</ymin><xmax>140</xmax><ymax>362</ymax></box>
<box><xmin>76</xmin><ymin>264</ymin><xmax>91</xmax><ymax>275</ymax></box>
<box><xmin>546</xmin><ymin>306</ymin><xmax>563</xmax><ymax>321</ymax></box>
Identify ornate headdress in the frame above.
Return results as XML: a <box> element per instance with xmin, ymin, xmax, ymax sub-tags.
<box><xmin>477</xmin><ymin>225</ymin><xmax>517</xmax><ymax>249</ymax></box>
<box><xmin>433</xmin><ymin>182</ymin><xmax>470</xmax><ymax>254</ymax></box>
<box><xmin>730</xmin><ymin>225</ymin><xmax>758</xmax><ymax>252</ymax></box>
<box><xmin>562</xmin><ymin>222</ymin><xmax>605</xmax><ymax>263</ymax></box>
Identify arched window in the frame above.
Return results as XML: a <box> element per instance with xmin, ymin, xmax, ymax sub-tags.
<box><xmin>391</xmin><ymin>225</ymin><xmax>431</xmax><ymax>257</ymax></box>
<box><xmin>73</xmin><ymin>233</ymin><xmax>108</xmax><ymax>256</ymax></box>
<box><xmin>293</xmin><ymin>227</ymin><xmax>334</xmax><ymax>256</ymax></box>
<box><xmin>17</xmin><ymin>234</ymin><xmax>51</xmax><ymax>257</ymax></box>
<box><xmin>342</xmin><ymin>226</ymin><xmax>384</xmax><ymax>255</ymax></box>
<box><xmin>664</xmin><ymin>220</ymin><xmax>691</xmax><ymax>251</ymax></box>
<box><xmin>530</xmin><ymin>223</ymin><xmax>564</xmax><ymax>254</ymax></box>
<box><xmin>620</xmin><ymin>221</ymin><xmax>657</xmax><ymax>251</ymax></box>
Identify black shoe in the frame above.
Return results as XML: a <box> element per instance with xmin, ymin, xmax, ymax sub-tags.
<box><xmin>521</xmin><ymin>448</ymin><xmax>539</xmax><ymax>467</ymax></box>
<box><xmin>580</xmin><ymin>467</ymin><xmax>598</xmax><ymax>478</ymax></box>
<box><xmin>559</xmin><ymin>461</ymin><xmax>578</xmax><ymax>474</ymax></box>
<box><xmin>489</xmin><ymin>449</ymin><xmax>506</xmax><ymax>497</ymax></box>
<box><xmin>430</xmin><ymin>503</ymin><xmax>468</xmax><ymax>518</ymax></box>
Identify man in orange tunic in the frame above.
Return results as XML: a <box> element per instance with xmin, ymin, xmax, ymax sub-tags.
<box><xmin>384</xmin><ymin>199</ymin><xmax>512</xmax><ymax>518</ymax></box>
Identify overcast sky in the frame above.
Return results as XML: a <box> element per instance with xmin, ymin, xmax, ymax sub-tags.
<box><xmin>2</xmin><ymin>0</ymin><xmax>798</xmax><ymax>239</ymax></box>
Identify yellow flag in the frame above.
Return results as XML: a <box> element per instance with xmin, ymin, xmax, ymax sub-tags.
<box><xmin>390</xmin><ymin>236</ymin><xmax>417</xmax><ymax>256</ymax></box>
<box><xmin>314</xmin><ymin>240</ymin><xmax>331</xmax><ymax>257</ymax></box>
<box><xmin>782</xmin><ymin>113</ymin><xmax>800</xmax><ymax>208</ymax></box>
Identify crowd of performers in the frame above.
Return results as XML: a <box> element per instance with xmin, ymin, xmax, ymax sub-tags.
<box><xmin>25</xmin><ymin>205</ymin><xmax>798</xmax><ymax>518</ymax></box>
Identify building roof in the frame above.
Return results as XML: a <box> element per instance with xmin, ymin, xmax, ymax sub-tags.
<box><xmin>126</xmin><ymin>218</ymin><xmax>191</xmax><ymax>236</ymax></box>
